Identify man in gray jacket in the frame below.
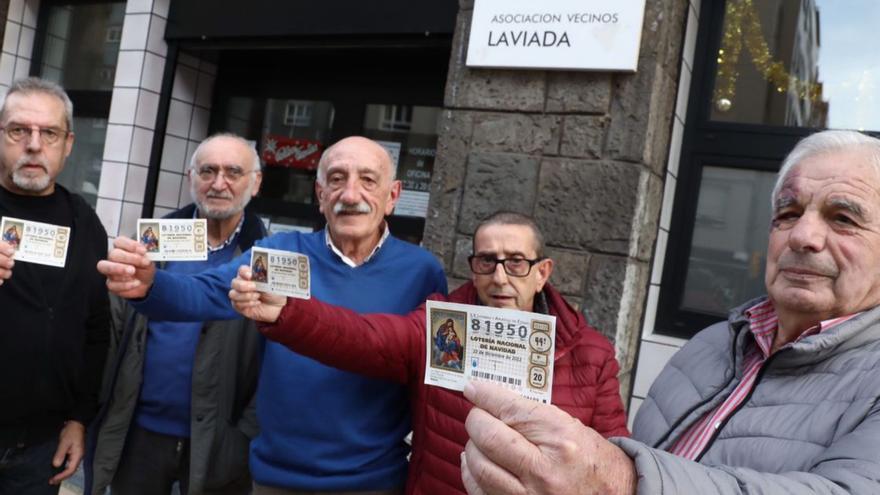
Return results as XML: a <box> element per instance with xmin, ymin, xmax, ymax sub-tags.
<box><xmin>459</xmin><ymin>129</ymin><xmax>880</xmax><ymax>495</ymax></box>
<box><xmin>86</xmin><ymin>134</ymin><xmax>265</xmax><ymax>494</ymax></box>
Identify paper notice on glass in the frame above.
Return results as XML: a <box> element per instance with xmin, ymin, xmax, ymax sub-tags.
<box><xmin>138</xmin><ymin>219</ymin><xmax>207</xmax><ymax>261</ymax></box>
<box><xmin>250</xmin><ymin>247</ymin><xmax>310</xmax><ymax>299</ymax></box>
<box><xmin>424</xmin><ymin>300</ymin><xmax>556</xmax><ymax>404</ymax></box>
<box><xmin>1</xmin><ymin>216</ymin><xmax>70</xmax><ymax>268</ymax></box>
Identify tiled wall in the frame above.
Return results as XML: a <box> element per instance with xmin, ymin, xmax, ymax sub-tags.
<box><xmin>628</xmin><ymin>0</ymin><xmax>700</xmax><ymax>430</ymax></box>
<box><xmin>0</xmin><ymin>0</ymin><xmax>39</xmax><ymax>97</ymax></box>
<box><xmin>95</xmin><ymin>0</ymin><xmax>169</xmax><ymax>238</ymax></box>
<box><xmin>94</xmin><ymin>0</ymin><xmax>216</xmax><ymax>238</ymax></box>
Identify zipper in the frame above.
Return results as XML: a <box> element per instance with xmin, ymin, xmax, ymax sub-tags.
<box><xmin>693</xmin><ymin>349</ymin><xmax>784</xmax><ymax>462</ymax></box>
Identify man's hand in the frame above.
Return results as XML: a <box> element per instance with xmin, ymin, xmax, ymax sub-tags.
<box><xmin>229</xmin><ymin>264</ymin><xmax>286</xmax><ymax>323</ymax></box>
<box><xmin>0</xmin><ymin>241</ymin><xmax>13</xmax><ymax>286</ymax></box>
<box><xmin>49</xmin><ymin>421</ymin><xmax>85</xmax><ymax>485</ymax></box>
<box><xmin>96</xmin><ymin>236</ymin><xmax>156</xmax><ymax>299</ymax></box>
<box><xmin>461</xmin><ymin>381</ymin><xmax>637</xmax><ymax>495</ymax></box>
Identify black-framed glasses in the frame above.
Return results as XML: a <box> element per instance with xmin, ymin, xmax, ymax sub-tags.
<box><xmin>468</xmin><ymin>254</ymin><xmax>546</xmax><ymax>277</ymax></box>
<box><xmin>0</xmin><ymin>124</ymin><xmax>70</xmax><ymax>145</ymax></box>
<box><xmin>193</xmin><ymin>164</ymin><xmax>254</xmax><ymax>183</ymax></box>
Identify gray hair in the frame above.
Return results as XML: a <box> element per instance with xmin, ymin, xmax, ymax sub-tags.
<box><xmin>0</xmin><ymin>77</ymin><xmax>74</xmax><ymax>131</ymax></box>
<box><xmin>772</xmin><ymin>130</ymin><xmax>880</xmax><ymax>209</ymax></box>
<box><xmin>473</xmin><ymin>211</ymin><xmax>545</xmax><ymax>258</ymax></box>
<box><xmin>316</xmin><ymin>137</ymin><xmax>397</xmax><ymax>186</ymax></box>
<box><xmin>188</xmin><ymin>132</ymin><xmax>262</xmax><ymax>173</ymax></box>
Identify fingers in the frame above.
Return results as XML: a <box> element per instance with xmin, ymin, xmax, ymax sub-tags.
<box><xmin>96</xmin><ymin>259</ymin><xmax>135</xmax><ymax>278</ymax></box>
<box><xmin>237</xmin><ymin>264</ymin><xmax>253</xmax><ymax>280</ymax></box>
<box><xmin>463</xmin><ymin>439</ymin><xmax>526</xmax><ymax>495</ymax></box>
<box><xmin>461</xmin><ymin>452</ymin><xmax>488</xmax><ymax>495</ymax></box>
<box><xmin>465</xmin><ymin>404</ymin><xmax>541</xmax><ymax>482</ymax></box>
<box><xmin>49</xmin><ymin>445</ymin><xmax>81</xmax><ymax>484</ymax></box>
<box><xmin>0</xmin><ymin>242</ymin><xmax>13</xmax><ymax>286</ymax></box>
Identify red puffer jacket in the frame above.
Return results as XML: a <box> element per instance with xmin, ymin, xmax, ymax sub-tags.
<box><xmin>261</xmin><ymin>281</ymin><xmax>629</xmax><ymax>494</ymax></box>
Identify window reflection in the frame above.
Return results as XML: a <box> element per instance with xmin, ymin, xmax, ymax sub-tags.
<box><xmin>681</xmin><ymin>167</ymin><xmax>775</xmax><ymax>315</ymax></box>
<box><xmin>710</xmin><ymin>0</ymin><xmax>880</xmax><ymax>131</ymax></box>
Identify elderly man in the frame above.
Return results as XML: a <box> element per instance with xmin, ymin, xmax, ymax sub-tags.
<box><xmin>0</xmin><ymin>78</ymin><xmax>109</xmax><ymax>494</ymax></box>
<box><xmin>97</xmin><ymin>136</ymin><xmax>447</xmax><ymax>494</ymax></box>
<box><xmin>459</xmin><ymin>129</ymin><xmax>880</xmax><ymax>495</ymax></box>
<box><xmin>228</xmin><ymin>211</ymin><xmax>629</xmax><ymax>495</ymax></box>
<box><xmin>88</xmin><ymin>134</ymin><xmax>265</xmax><ymax>495</ymax></box>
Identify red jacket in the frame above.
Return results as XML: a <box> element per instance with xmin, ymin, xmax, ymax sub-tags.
<box><xmin>261</xmin><ymin>281</ymin><xmax>629</xmax><ymax>494</ymax></box>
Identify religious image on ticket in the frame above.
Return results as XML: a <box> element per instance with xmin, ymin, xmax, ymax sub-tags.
<box><xmin>139</xmin><ymin>222</ymin><xmax>160</xmax><ymax>253</ymax></box>
<box><xmin>424</xmin><ymin>300</ymin><xmax>556</xmax><ymax>403</ymax></box>
<box><xmin>2</xmin><ymin>219</ymin><xmax>23</xmax><ymax>251</ymax></box>
<box><xmin>251</xmin><ymin>253</ymin><xmax>269</xmax><ymax>282</ymax></box>
<box><xmin>429</xmin><ymin>308</ymin><xmax>467</xmax><ymax>373</ymax></box>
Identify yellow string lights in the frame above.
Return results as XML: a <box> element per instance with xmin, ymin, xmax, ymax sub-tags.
<box><xmin>714</xmin><ymin>0</ymin><xmax>822</xmax><ymax>112</ymax></box>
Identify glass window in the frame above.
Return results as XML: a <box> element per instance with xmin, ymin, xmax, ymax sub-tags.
<box><xmin>710</xmin><ymin>0</ymin><xmax>880</xmax><ymax>130</ymax></box>
<box><xmin>363</xmin><ymin>104</ymin><xmax>442</xmax><ymax>219</ymax></box>
<box><xmin>39</xmin><ymin>3</ymin><xmax>125</xmax><ymax>91</ymax></box>
<box><xmin>680</xmin><ymin>167</ymin><xmax>775</xmax><ymax>316</ymax></box>
<box><xmin>56</xmin><ymin>117</ymin><xmax>108</xmax><ymax>207</ymax></box>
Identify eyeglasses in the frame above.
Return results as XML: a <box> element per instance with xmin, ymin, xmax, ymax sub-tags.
<box><xmin>193</xmin><ymin>164</ymin><xmax>254</xmax><ymax>183</ymax></box>
<box><xmin>0</xmin><ymin>124</ymin><xmax>70</xmax><ymax>145</ymax></box>
<box><xmin>468</xmin><ymin>254</ymin><xmax>546</xmax><ymax>277</ymax></box>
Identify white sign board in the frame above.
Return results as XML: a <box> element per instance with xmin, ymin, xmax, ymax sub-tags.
<box><xmin>466</xmin><ymin>0</ymin><xmax>647</xmax><ymax>72</ymax></box>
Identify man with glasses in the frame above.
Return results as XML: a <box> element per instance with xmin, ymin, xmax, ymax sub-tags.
<box><xmin>0</xmin><ymin>77</ymin><xmax>110</xmax><ymax>494</ymax></box>
<box><xmin>88</xmin><ymin>134</ymin><xmax>265</xmax><ymax>495</ymax></box>
<box><xmin>97</xmin><ymin>136</ymin><xmax>447</xmax><ymax>494</ymax></box>
<box><xmin>228</xmin><ymin>210</ymin><xmax>629</xmax><ymax>495</ymax></box>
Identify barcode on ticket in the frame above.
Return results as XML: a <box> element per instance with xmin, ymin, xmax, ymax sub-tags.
<box><xmin>470</xmin><ymin>370</ymin><xmax>522</xmax><ymax>387</ymax></box>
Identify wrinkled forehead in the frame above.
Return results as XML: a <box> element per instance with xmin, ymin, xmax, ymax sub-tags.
<box><xmin>2</xmin><ymin>91</ymin><xmax>66</xmax><ymax>126</ymax></box>
<box><xmin>775</xmin><ymin>151</ymin><xmax>880</xmax><ymax>209</ymax></box>
<box><xmin>474</xmin><ymin>224</ymin><xmax>539</xmax><ymax>256</ymax></box>
<box><xmin>321</xmin><ymin>142</ymin><xmax>391</xmax><ymax>176</ymax></box>
<box><xmin>196</xmin><ymin>139</ymin><xmax>253</xmax><ymax>169</ymax></box>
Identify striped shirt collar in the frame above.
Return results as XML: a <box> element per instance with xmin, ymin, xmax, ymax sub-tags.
<box><xmin>324</xmin><ymin>223</ymin><xmax>390</xmax><ymax>268</ymax></box>
<box><xmin>744</xmin><ymin>299</ymin><xmax>861</xmax><ymax>358</ymax></box>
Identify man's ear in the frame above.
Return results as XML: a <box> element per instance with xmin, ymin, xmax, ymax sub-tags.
<box><xmin>384</xmin><ymin>180</ymin><xmax>402</xmax><ymax>216</ymax></box>
<box><xmin>315</xmin><ymin>181</ymin><xmax>326</xmax><ymax>214</ymax></box>
<box><xmin>251</xmin><ymin>171</ymin><xmax>263</xmax><ymax>197</ymax></box>
<box><xmin>535</xmin><ymin>258</ymin><xmax>554</xmax><ymax>293</ymax></box>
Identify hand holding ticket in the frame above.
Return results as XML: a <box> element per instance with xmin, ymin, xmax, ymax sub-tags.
<box><xmin>424</xmin><ymin>300</ymin><xmax>556</xmax><ymax>404</ymax></box>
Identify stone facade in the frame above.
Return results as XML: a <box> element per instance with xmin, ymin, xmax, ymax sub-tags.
<box><xmin>423</xmin><ymin>0</ymin><xmax>690</xmax><ymax>403</ymax></box>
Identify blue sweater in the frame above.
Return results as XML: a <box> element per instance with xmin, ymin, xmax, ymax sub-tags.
<box><xmin>133</xmin><ymin>230</ymin><xmax>447</xmax><ymax>490</ymax></box>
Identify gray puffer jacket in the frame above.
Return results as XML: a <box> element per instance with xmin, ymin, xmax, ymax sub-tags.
<box><xmin>613</xmin><ymin>297</ymin><xmax>880</xmax><ymax>494</ymax></box>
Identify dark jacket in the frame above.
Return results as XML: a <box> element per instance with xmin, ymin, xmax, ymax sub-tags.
<box><xmin>0</xmin><ymin>185</ymin><xmax>109</xmax><ymax>446</ymax></box>
<box><xmin>613</xmin><ymin>297</ymin><xmax>880</xmax><ymax>494</ymax></box>
<box><xmin>87</xmin><ymin>205</ymin><xmax>265</xmax><ymax>495</ymax></box>
<box><xmin>260</xmin><ymin>281</ymin><xmax>630</xmax><ymax>495</ymax></box>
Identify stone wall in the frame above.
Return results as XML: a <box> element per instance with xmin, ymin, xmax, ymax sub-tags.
<box><xmin>423</xmin><ymin>0</ymin><xmax>690</xmax><ymax>402</ymax></box>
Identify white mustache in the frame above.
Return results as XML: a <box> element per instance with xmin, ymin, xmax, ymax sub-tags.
<box><xmin>777</xmin><ymin>252</ymin><xmax>838</xmax><ymax>278</ymax></box>
<box><xmin>333</xmin><ymin>201</ymin><xmax>371</xmax><ymax>214</ymax></box>
<box><xmin>13</xmin><ymin>155</ymin><xmax>48</xmax><ymax>173</ymax></box>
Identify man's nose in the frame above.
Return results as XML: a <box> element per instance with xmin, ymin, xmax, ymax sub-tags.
<box><xmin>25</xmin><ymin>129</ymin><xmax>42</xmax><ymax>152</ymax></box>
<box><xmin>788</xmin><ymin>212</ymin><xmax>827</xmax><ymax>252</ymax></box>
<box><xmin>338</xmin><ymin>178</ymin><xmax>361</xmax><ymax>204</ymax></box>
<box><xmin>491</xmin><ymin>261</ymin><xmax>509</xmax><ymax>284</ymax></box>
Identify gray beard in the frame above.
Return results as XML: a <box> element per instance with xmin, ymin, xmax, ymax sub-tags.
<box><xmin>11</xmin><ymin>169</ymin><xmax>51</xmax><ymax>193</ymax></box>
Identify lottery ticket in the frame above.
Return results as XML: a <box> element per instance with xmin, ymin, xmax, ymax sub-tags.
<box><xmin>250</xmin><ymin>246</ymin><xmax>310</xmax><ymax>299</ymax></box>
<box><xmin>1</xmin><ymin>216</ymin><xmax>70</xmax><ymax>268</ymax></box>
<box><xmin>424</xmin><ymin>300</ymin><xmax>556</xmax><ymax>404</ymax></box>
<box><xmin>138</xmin><ymin>219</ymin><xmax>207</xmax><ymax>261</ymax></box>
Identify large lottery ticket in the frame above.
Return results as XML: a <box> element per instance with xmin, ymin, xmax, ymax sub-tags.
<box><xmin>138</xmin><ymin>219</ymin><xmax>207</xmax><ymax>261</ymax></box>
<box><xmin>424</xmin><ymin>300</ymin><xmax>556</xmax><ymax>404</ymax></box>
<box><xmin>250</xmin><ymin>247</ymin><xmax>310</xmax><ymax>299</ymax></box>
<box><xmin>1</xmin><ymin>216</ymin><xmax>70</xmax><ymax>268</ymax></box>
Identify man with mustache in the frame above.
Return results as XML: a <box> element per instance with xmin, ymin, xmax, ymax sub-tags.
<box><xmin>97</xmin><ymin>136</ymin><xmax>447</xmax><ymax>494</ymax></box>
<box><xmin>459</xmin><ymin>130</ymin><xmax>880</xmax><ymax>495</ymax></box>
<box><xmin>227</xmin><ymin>211</ymin><xmax>629</xmax><ymax>495</ymax></box>
<box><xmin>0</xmin><ymin>78</ymin><xmax>109</xmax><ymax>494</ymax></box>
<box><xmin>88</xmin><ymin>134</ymin><xmax>265</xmax><ymax>495</ymax></box>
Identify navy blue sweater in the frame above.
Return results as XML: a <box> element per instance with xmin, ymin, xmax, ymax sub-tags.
<box><xmin>133</xmin><ymin>230</ymin><xmax>446</xmax><ymax>490</ymax></box>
